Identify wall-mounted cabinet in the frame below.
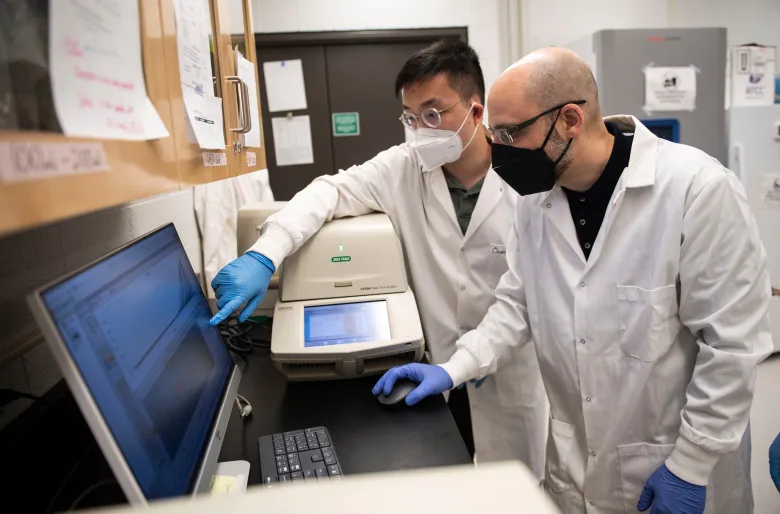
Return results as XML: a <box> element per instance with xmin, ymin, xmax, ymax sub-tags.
<box><xmin>0</xmin><ymin>0</ymin><xmax>266</xmax><ymax>237</ymax></box>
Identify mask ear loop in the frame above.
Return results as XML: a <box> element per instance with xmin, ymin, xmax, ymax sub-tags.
<box><xmin>459</xmin><ymin>103</ymin><xmax>479</xmax><ymax>152</ymax></box>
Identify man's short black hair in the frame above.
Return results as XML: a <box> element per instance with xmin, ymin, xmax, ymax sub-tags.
<box><xmin>395</xmin><ymin>39</ymin><xmax>486</xmax><ymax>104</ymax></box>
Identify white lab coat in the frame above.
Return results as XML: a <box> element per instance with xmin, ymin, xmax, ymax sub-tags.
<box><xmin>194</xmin><ymin>169</ymin><xmax>275</xmax><ymax>297</ymax></box>
<box><xmin>250</xmin><ymin>144</ymin><xmax>548</xmax><ymax>476</ymax></box>
<box><xmin>441</xmin><ymin>116</ymin><xmax>773</xmax><ymax>514</ymax></box>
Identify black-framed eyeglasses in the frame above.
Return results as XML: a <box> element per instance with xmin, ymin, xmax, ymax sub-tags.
<box><xmin>488</xmin><ymin>100</ymin><xmax>586</xmax><ymax>145</ymax></box>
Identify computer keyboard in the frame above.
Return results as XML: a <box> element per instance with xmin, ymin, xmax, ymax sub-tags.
<box><xmin>258</xmin><ymin>426</ymin><xmax>342</xmax><ymax>484</ymax></box>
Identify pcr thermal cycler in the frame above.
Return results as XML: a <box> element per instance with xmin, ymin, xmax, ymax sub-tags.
<box><xmin>268</xmin><ymin>214</ymin><xmax>424</xmax><ymax>380</ymax></box>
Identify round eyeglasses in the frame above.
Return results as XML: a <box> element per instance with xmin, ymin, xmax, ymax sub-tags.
<box><xmin>399</xmin><ymin>101</ymin><xmax>461</xmax><ymax>130</ymax></box>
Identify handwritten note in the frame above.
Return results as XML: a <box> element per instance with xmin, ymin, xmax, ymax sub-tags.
<box><xmin>0</xmin><ymin>142</ymin><xmax>109</xmax><ymax>183</ymax></box>
<box><xmin>50</xmin><ymin>0</ymin><xmax>169</xmax><ymax>140</ymax></box>
<box><xmin>202</xmin><ymin>151</ymin><xmax>227</xmax><ymax>167</ymax></box>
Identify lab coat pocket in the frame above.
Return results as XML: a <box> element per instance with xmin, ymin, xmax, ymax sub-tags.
<box><xmin>616</xmin><ymin>285</ymin><xmax>681</xmax><ymax>362</ymax></box>
<box><xmin>545</xmin><ymin>416</ymin><xmax>577</xmax><ymax>493</ymax></box>
<box><xmin>617</xmin><ymin>442</ymin><xmax>676</xmax><ymax>513</ymax></box>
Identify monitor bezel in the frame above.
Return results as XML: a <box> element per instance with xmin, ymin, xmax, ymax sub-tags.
<box><xmin>26</xmin><ymin>223</ymin><xmax>240</xmax><ymax>506</ymax></box>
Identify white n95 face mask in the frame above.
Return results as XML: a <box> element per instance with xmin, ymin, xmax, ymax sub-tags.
<box><xmin>412</xmin><ymin>103</ymin><xmax>478</xmax><ymax>171</ymax></box>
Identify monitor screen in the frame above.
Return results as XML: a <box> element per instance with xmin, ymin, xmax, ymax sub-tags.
<box><xmin>640</xmin><ymin>118</ymin><xmax>680</xmax><ymax>143</ymax></box>
<box><xmin>304</xmin><ymin>301</ymin><xmax>391</xmax><ymax>347</ymax></box>
<box><xmin>40</xmin><ymin>225</ymin><xmax>232</xmax><ymax>500</ymax></box>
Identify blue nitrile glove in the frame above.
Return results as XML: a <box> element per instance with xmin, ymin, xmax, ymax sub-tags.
<box><xmin>770</xmin><ymin>432</ymin><xmax>780</xmax><ymax>493</ymax></box>
<box><xmin>456</xmin><ymin>377</ymin><xmax>488</xmax><ymax>390</ymax></box>
<box><xmin>209</xmin><ymin>252</ymin><xmax>275</xmax><ymax>325</ymax></box>
<box><xmin>372</xmin><ymin>363</ymin><xmax>454</xmax><ymax>406</ymax></box>
<box><xmin>637</xmin><ymin>464</ymin><xmax>706</xmax><ymax>514</ymax></box>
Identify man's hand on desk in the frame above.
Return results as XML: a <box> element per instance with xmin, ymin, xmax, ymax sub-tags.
<box><xmin>373</xmin><ymin>363</ymin><xmax>454</xmax><ymax>406</ymax></box>
<box><xmin>209</xmin><ymin>252</ymin><xmax>275</xmax><ymax>325</ymax></box>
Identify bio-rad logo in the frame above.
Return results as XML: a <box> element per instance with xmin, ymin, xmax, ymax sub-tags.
<box><xmin>331</xmin><ymin>256</ymin><xmax>351</xmax><ymax>263</ymax></box>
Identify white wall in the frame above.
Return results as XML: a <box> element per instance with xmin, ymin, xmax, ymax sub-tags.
<box><xmin>520</xmin><ymin>0</ymin><xmax>780</xmax><ymax>54</ymax></box>
<box><xmin>250</xmin><ymin>0</ymin><xmax>511</xmax><ymax>108</ymax></box>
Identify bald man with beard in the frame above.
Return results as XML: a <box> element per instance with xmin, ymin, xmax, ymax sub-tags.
<box><xmin>374</xmin><ymin>48</ymin><xmax>773</xmax><ymax>514</ymax></box>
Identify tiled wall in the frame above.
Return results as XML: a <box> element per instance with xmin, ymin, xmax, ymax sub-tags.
<box><xmin>0</xmin><ymin>189</ymin><xmax>201</xmax><ymax>430</ymax></box>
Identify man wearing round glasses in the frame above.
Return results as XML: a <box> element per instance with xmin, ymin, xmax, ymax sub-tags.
<box><xmin>208</xmin><ymin>40</ymin><xmax>548</xmax><ymax>478</ymax></box>
<box><xmin>375</xmin><ymin>47</ymin><xmax>771</xmax><ymax>513</ymax></box>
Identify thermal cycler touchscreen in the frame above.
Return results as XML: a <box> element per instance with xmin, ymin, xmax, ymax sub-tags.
<box><xmin>304</xmin><ymin>301</ymin><xmax>391</xmax><ymax>347</ymax></box>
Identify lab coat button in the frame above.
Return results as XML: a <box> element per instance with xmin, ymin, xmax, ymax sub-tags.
<box><xmin>579</xmin><ymin>218</ymin><xmax>586</xmax><ymax>226</ymax></box>
<box><xmin>546</xmin><ymin>203</ymin><xmax>552</xmax><ymax>208</ymax></box>
<box><xmin>590</xmin><ymin>502</ymin><xmax>596</xmax><ymax>507</ymax></box>
<box><xmin>590</xmin><ymin>450</ymin><xmax>596</xmax><ymax>457</ymax></box>
<box><xmin>579</xmin><ymin>339</ymin><xmax>586</xmax><ymax>344</ymax></box>
<box><xmin>584</xmin><ymin>242</ymin><xmax>591</xmax><ymax>249</ymax></box>
<box><xmin>460</xmin><ymin>286</ymin><xmax>466</xmax><ymax>291</ymax></box>
<box><xmin>579</xmin><ymin>282</ymin><xmax>586</xmax><ymax>288</ymax></box>
<box><xmin>586</xmin><ymin>397</ymin><xmax>592</xmax><ymax>402</ymax></box>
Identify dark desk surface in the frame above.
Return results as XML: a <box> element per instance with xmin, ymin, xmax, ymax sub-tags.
<box><xmin>218</xmin><ymin>349</ymin><xmax>471</xmax><ymax>484</ymax></box>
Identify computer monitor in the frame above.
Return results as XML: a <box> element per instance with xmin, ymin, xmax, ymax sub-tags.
<box><xmin>27</xmin><ymin>224</ymin><xmax>241</xmax><ymax>506</ymax></box>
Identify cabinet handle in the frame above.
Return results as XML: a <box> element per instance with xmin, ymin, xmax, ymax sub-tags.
<box><xmin>225</xmin><ymin>76</ymin><xmax>250</xmax><ymax>134</ymax></box>
<box><xmin>241</xmin><ymin>81</ymin><xmax>252</xmax><ymax>134</ymax></box>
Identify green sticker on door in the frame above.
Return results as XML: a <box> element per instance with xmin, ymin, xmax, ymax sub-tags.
<box><xmin>332</xmin><ymin>112</ymin><xmax>360</xmax><ymax>137</ymax></box>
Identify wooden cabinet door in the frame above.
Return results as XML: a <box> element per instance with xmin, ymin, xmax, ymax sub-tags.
<box><xmin>233</xmin><ymin>0</ymin><xmax>267</xmax><ymax>175</ymax></box>
<box><xmin>159</xmin><ymin>0</ymin><xmax>235</xmax><ymax>188</ymax></box>
<box><xmin>0</xmin><ymin>0</ymin><xmax>180</xmax><ymax>237</ymax></box>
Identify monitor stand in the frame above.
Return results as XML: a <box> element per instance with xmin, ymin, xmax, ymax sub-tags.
<box><xmin>208</xmin><ymin>461</ymin><xmax>250</xmax><ymax>495</ymax></box>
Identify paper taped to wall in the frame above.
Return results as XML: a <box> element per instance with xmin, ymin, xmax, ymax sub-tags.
<box><xmin>50</xmin><ymin>0</ymin><xmax>169</xmax><ymax>140</ymax></box>
<box><xmin>643</xmin><ymin>65</ymin><xmax>697</xmax><ymax>113</ymax></box>
<box><xmin>272</xmin><ymin>115</ymin><xmax>314</xmax><ymax>166</ymax></box>
<box><xmin>263</xmin><ymin>60</ymin><xmax>307</xmax><ymax>113</ymax></box>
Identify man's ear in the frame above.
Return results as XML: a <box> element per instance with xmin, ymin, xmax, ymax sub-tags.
<box><xmin>561</xmin><ymin>104</ymin><xmax>585</xmax><ymax>137</ymax></box>
<box><xmin>472</xmin><ymin>100</ymin><xmax>485</xmax><ymax>124</ymax></box>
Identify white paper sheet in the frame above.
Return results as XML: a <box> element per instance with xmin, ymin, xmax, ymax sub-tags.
<box><xmin>50</xmin><ymin>0</ymin><xmax>169</xmax><ymax>140</ymax></box>
<box><xmin>237</xmin><ymin>51</ymin><xmax>262</xmax><ymax>148</ymax></box>
<box><xmin>172</xmin><ymin>0</ymin><xmax>214</xmax><ymax>98</ymax></box>
<box><xmin>272</xmin><ymin>115</ymin><xmax>314</xmax><ymax>166</ymax></box>
<box><xmin>183</xmin><ymin>91</ymin><xmax>226</xmax><ymax>150</ymax></box>
<box><xmin>263</xmin><ymin>60</ymin><xmax>307</xmax><ymax>113</ymax></box>
<box><xmin>643</xmin><ymin>65</ymin><xmax>697</xmax><ymax>113</ymax></box>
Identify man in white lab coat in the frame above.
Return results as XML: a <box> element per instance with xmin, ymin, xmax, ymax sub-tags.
<box><xmin>208</xmin><ymin>40</ymin><xmax>548</xmax><ymax>477</ymax></box>
<box><xmin>374</xmin><ymin>48</ymin><xmax>773</xmax><ymax>513</ymax></box>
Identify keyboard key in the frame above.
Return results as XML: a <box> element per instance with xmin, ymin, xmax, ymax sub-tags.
<box><xmin>276</xmin><ymin>455</ymin><xmax>287</xmax><ymax>462</ymax></box>
<box><xmin>322</xmin><ymin>450</ymin><xmax>334</xmax><ymax>458</ymax></box>
<box><xmin>291</xmin><ymin>464</ymin><xmax>302</xmax><ymax>472</ymax></box>
<box><xmin>304</xmin><ymin>469</ymin><xmax>316</xmax><ymax>480</ymax></box>
<box><xmin>263</xmin><ymin>475</ymin><xmax>276</xmax><ymax>485</ymax></box>
<box><xmin>291</xmin><ymin>472</ymin><xmax>304</xmax><ymax>481</ymax></box>
<box><xmin>287</xmin><ymin>453</ymin><xmax>297</xmax><ymax>460</ymax></box>
<box><xmin>275</xmin><ymin>448</ymin><xmax>286</xmax><ymax>456</ymax></box>
<box><xmin>311</xmin><ymin>453</ymin><xmax>323</xmax><ymax>462</ymax></box>
<box><xmin>315</xmin><ymin>467</ymin><xmax>328</xmax><ymax>478</ymax></box>
<box><xmin>278</xmin><ymin>466</ymin><xmax>289</xmax><ymax>474</ymax></box>
<box><xmin>328</xmin><ymin>465</ymin><xmax>340</xmax><ymax>476</ymax></box>
<box><xmin>286</xmin><ymin>445</ymin><xmax>297</xmax><ymax>453</ymax></box>
<box><xmin>324</xmin><ymin>457</ymin><xmax>337</xmax><ymax>466</ymax></box>
<box><xmin>279</xmin><ymin>474</ymin><xmax>291</xmax><ymax>483</ymax></box>
<box><xmin>285</xmin><ymin>430</ymin><xmax>305</xmax><ymax>437</ymax></box>
<box><xmin>288</xmin><ymin>457</ymin><xmax>300</xmax><ymax>466</ymax></box>
<box><xmin>297</xmin><ymin>443</ymin><xmax>309</xmax><ymax>451</ymax></box>
<box><xmin>308</xmin><ymin>441</ymin><xmax>320</xmax><ymax>449</ymax></box>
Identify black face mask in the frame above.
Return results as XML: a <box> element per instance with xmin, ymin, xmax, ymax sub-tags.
<box><xmin>492</xmin><ymin>105</ymin><xmax>579</xmax><ymax>196</ymax></box>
